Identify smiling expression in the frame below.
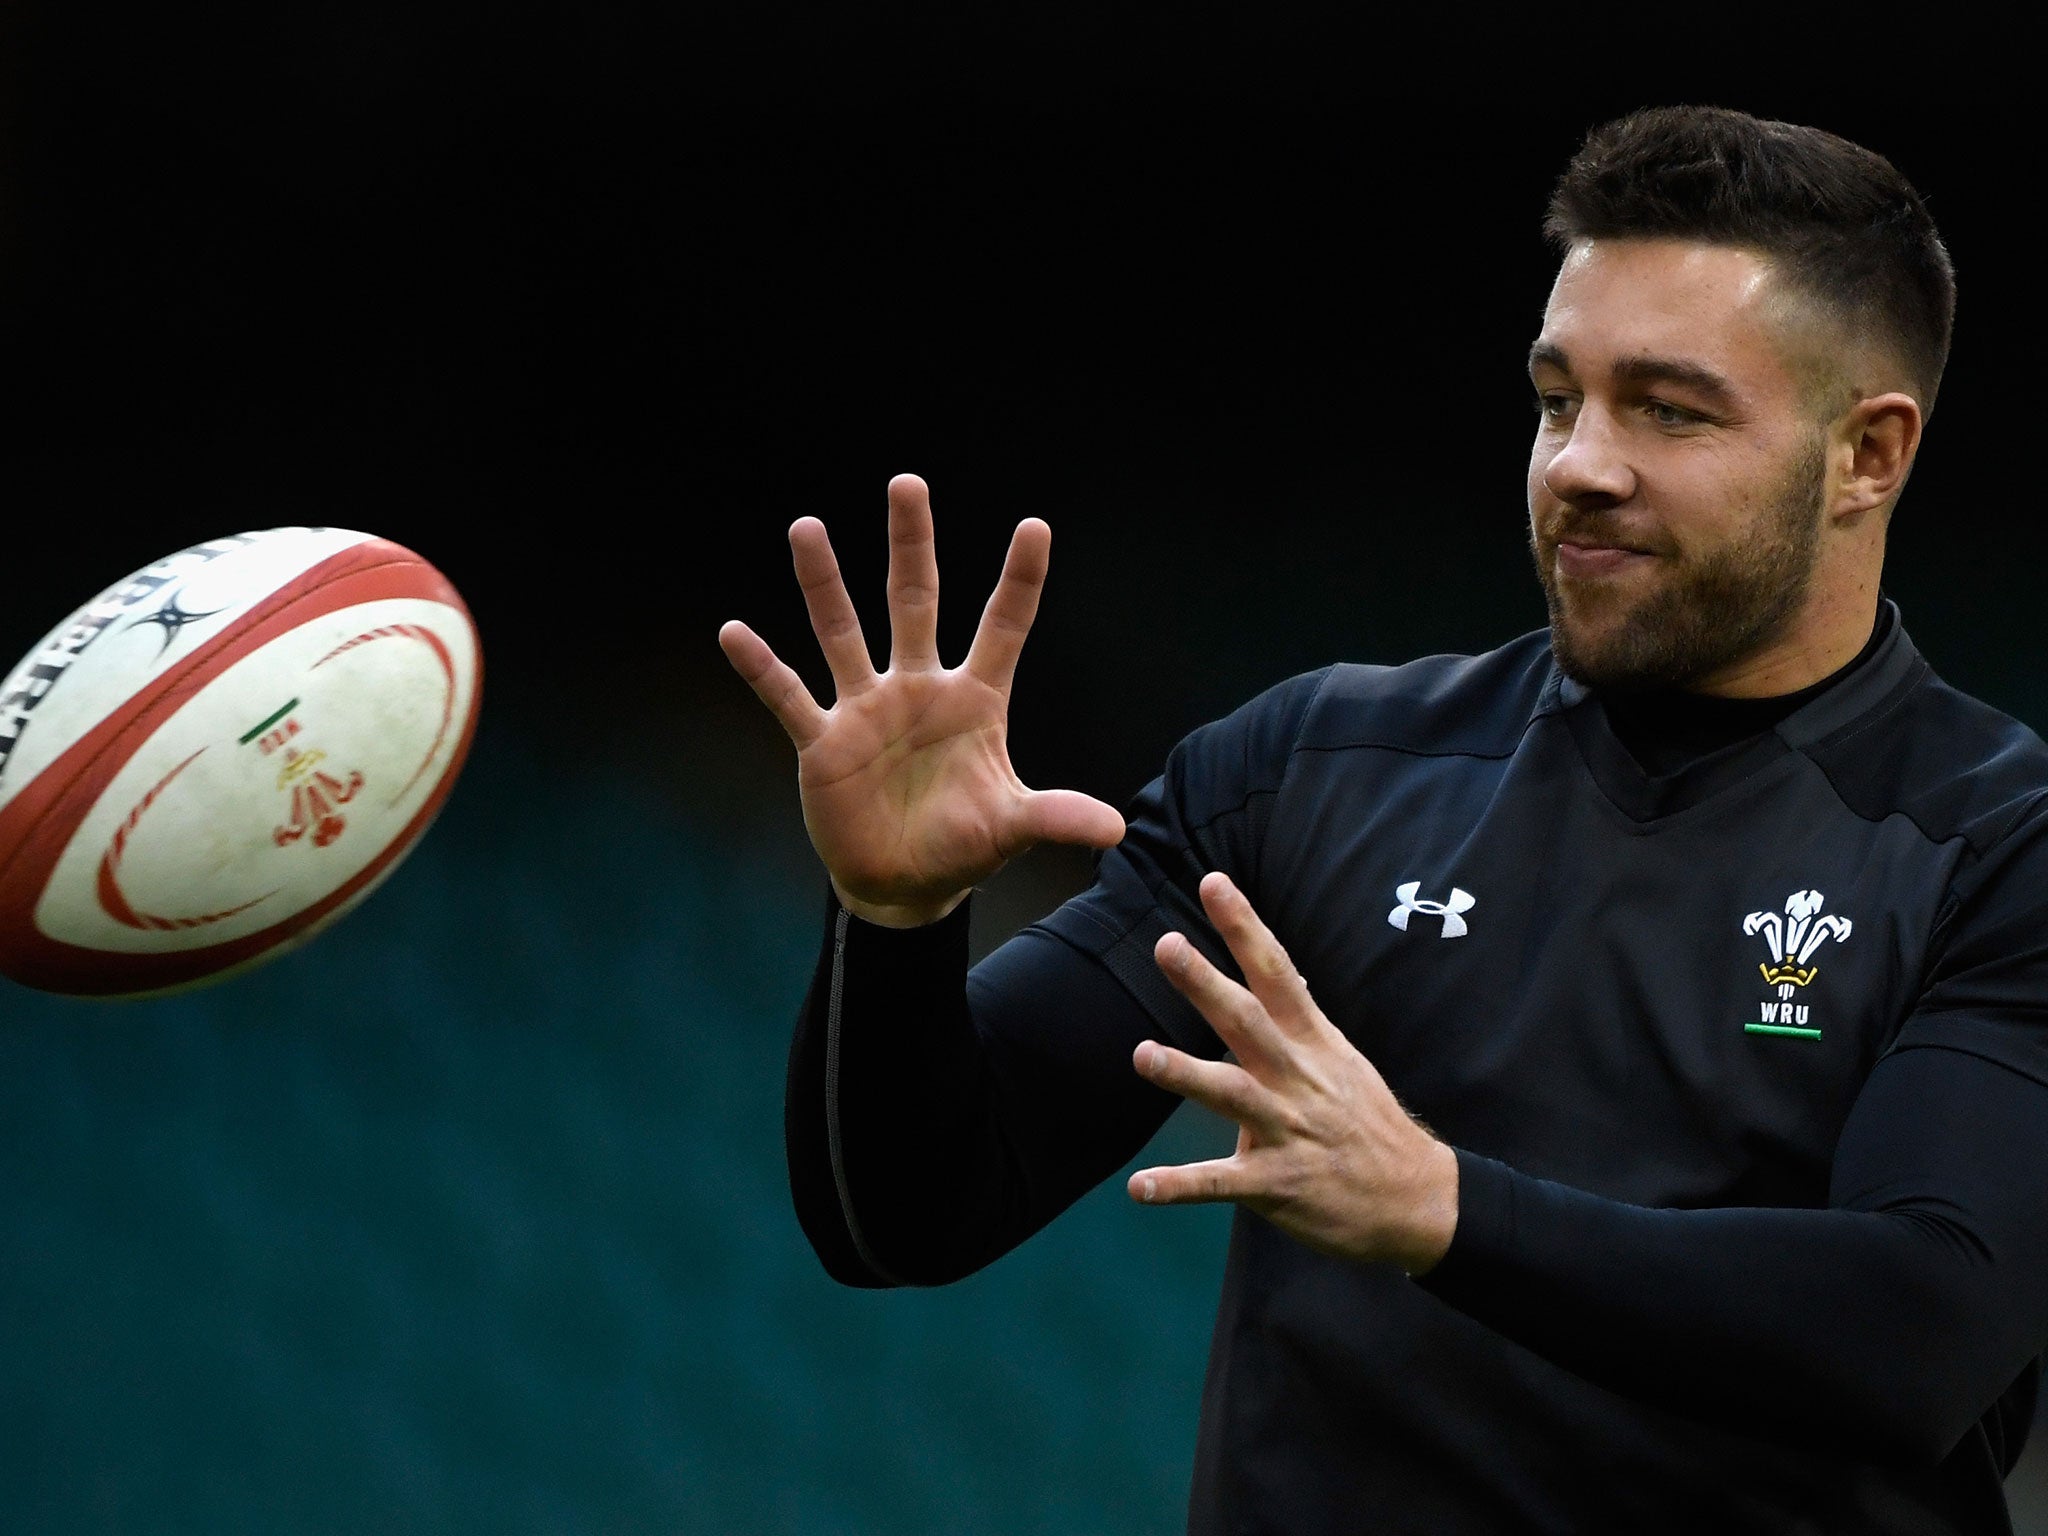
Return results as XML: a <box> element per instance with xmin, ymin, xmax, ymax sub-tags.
<box><xmin>1527</xmin><ymin>238</ymin><xmax>1839</xmax><ymax>695</ymax></box>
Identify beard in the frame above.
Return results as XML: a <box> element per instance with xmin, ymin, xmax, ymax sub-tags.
<box><xmin>1531</xmin><ymin>436</ymin><xmax>1829</xmax><ymax>694</ymax></box>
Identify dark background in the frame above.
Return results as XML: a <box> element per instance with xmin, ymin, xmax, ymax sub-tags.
<box><xmin>3</xmin><ymin>7</ymin><xmax>2043</xmax><ymax>1534</ymax></box>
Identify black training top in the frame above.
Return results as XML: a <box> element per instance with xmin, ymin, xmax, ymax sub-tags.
<box><xmin>784</xmin><ymin>602</ymin><xmax>2048</xmax><ymax>1536</ymax></box>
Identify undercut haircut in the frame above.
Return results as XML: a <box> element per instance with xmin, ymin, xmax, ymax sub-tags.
<box><xmin>1545</xmin><ymin>105</ymin><xmax>1956</xmax><ymax>415</ymax></box>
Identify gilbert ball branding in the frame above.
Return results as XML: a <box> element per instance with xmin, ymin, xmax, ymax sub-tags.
<box><xmin>0</xmin><ymin>527</ymin><xmax>483</xmax><ymax>998</ymax></box>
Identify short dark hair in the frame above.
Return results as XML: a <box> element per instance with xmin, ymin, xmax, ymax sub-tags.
<box><xmin>1545</xmin><ymin>105</ymin><xmax>1956</xmax><ymax>414</ymax></box>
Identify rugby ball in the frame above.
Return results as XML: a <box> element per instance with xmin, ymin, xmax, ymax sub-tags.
<box><xmin>0</xmin><ymin>527</ymin><xmax>482</xmax><ymax>998</ymax></box>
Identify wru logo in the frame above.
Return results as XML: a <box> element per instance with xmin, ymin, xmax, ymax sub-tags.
<box><xmin>1744</xmin><ymin>889</ymin><xmax>1852</xmax><ymax>999</ymax></box>
<box><xmin>1388</xmin><ymin>882</ymin><xmax>1476</xmax><ymax>939</ymax></box>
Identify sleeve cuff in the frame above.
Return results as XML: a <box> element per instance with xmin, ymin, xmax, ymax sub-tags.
<box><xmin>1421</xmin><ymin>1146</ymin><xmax>1519</xmax><ymax>1294</ymax></box>
<box><xmin>828</xmin><ymin>883</ymin><xmax>976</xmax><ymax>964</ymax></box>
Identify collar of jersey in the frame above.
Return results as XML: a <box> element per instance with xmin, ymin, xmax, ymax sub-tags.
<box><xmin>1547</xmin><ymin>599</ymin><xmax>1923</xmax><ymax>823</ymax></box>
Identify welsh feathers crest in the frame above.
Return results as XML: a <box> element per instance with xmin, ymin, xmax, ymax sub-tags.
<box><xmin>1744</xmin><ymin>889</ymin><xmax>1852</xmax><ymax>996</ymax></box>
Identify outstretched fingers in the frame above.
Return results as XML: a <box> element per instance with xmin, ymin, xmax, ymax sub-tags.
<box><xmin>1153</xmin><ymin>927</ymin><xmax>1290</xmax><ymax>1073</ymax></box>
<box><xmin>1196</xmin><ymin>872</ymin><xmax>1320</xmax><ymax>1037</ymax></box>
<box><xmin>886</xmin><ymin>473</ymin><xmax>942</xmax><ymax>671</ymax></box>
<box><xmin>963</xmin><ymin>517</ymin><xmax>1051</xmax><ymax>694</ymax></box>
<box><xmin>717</xmin><ymin>619</ymin><xmax>829</xmax><ymax>748</ymax></box>
<box><xmin>789</xmin><ymin>516</ymin><xmax>877</xmax><ymax>695</ymax></box>
<box><xmin>1125</xmin><ymin>1040</ymin><xmax>1266</xmax><ymax>1208</ymax></box>
<box><xmin>1129</xmin><ymin>1154</ymin><xmax>1251</xmax><ymax>1208</ymax></box>
<box><xmin>1132</xmin><ymin>1039</ymin><xmax>1274</xmax><ymax>1131</ymax></box>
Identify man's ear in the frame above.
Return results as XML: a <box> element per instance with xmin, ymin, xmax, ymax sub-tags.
<box><xmin>1832</xmin><ymin>392</ymin><xmax>1922</xmax><ymax>522</ymax></box>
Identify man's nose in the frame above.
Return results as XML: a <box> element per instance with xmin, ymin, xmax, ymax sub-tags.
<box><xmin>1541</xmin><ymin>406</ymin><xmax>1636</xmax><ymax>505</ymax></box>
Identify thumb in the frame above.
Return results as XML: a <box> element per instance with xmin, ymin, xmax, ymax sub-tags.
<box><xmin>1014</xmin><ymin>788</ymin><xmax>1126</xmax><ymax>852</ymax></box>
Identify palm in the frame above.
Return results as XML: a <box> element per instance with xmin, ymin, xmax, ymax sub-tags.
<box><xmin>795</xmin><ymin>665</ymin><xmax>1024</xmax><ymax>904</ymax></box>
<box><xmin>720</xmin><ymin>474</ymin><xmax>1124</xmax><ymax>924</ymax></box>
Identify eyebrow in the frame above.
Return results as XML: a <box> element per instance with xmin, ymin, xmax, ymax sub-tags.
<box><xmin>1527</xmin><ymin>342</ymin><xmax>1741</xmax><ymax>414</ymax></box>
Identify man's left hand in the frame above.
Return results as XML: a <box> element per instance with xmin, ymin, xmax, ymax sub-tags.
<box><xmin>1128</xmin><ymin>870</ymin><xmax>1460</xmax><ymax>1276</ymax></box>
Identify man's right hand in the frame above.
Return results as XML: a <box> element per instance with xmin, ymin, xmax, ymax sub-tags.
<box><xmin>718</xmin><ymin>473</ymin><xmax>1127</xmax><ymax>928</ymax></box>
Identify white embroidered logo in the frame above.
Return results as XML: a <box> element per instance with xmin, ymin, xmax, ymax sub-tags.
<box><xmin>1741</xmin><ymin>889</ymin><xmax>1853</xmax><ymax>1041</ymax></box>
<box><xmin>1743</xmin><ymin>888</ymin><xmax>1853</xmax><ymax>999</ymax></box>
<box><xmin>1388</xmin><ymin>881</ymin><xmax>1476</xmax><ymax>939</ymax></box>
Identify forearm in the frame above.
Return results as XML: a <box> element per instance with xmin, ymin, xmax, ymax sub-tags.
<box><xmin>1422</xmin><ymin>1044</ymin><xmax>2048</xmax><ymax>1461</ymax></box>
<box><xmin>785</xmin><ymin>888</ymin><xmax>1183</xmax><ymax>1287</ymax></box>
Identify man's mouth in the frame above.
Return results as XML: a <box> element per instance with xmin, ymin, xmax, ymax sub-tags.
<box><xmin>1553</xmin><ymin>538</ymin><xmax>1656</xmax><ymax>579</ymax></box>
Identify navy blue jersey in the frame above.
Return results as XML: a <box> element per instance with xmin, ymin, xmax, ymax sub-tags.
<box><xmin>786</xmin><ymin>604</ymin><xmax>2048</xmax><ymax>1534</ymax></box>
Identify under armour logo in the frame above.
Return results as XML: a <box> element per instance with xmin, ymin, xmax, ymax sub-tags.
<box><xmin>1388</xmin><ymin>881</ymin><xmax>1476</xmax><ymax>938</ymax></box>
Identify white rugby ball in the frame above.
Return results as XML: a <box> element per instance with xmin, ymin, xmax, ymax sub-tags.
<box><xmin>0</xmin><ymin>527</ymin><xmax>483</xmax><ymax>998</ymax></box>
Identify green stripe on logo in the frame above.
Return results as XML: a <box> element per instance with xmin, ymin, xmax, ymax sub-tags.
<box><xmin>1744</xmin><ymin>1022</ymin><xmax>1822</xmax><ymax>1040</ymax></box>
<box><xmin>239</xmin><ymin>698</ymin><xmax>299</xmax><ymax>744</ymax></box>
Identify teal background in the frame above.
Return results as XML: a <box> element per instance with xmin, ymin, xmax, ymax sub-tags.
<box><xmin>0</xmin><ymin>712</ymin><xmax>1238</xmax><ymax>1535</ymax></box>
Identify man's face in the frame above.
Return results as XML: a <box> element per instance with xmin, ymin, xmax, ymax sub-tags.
<box><xmin>1527</xmin><ymin>239</ymin><xmax>1832</xmax><ymax>695</ymax></box>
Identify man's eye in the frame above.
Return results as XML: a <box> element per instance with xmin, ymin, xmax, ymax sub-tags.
<box><xmin>1535</xmin><ymin>393</ymin><xmax>1575</xmax><ymax>421</ymax></box>
<box><xmin>1647</xmin><ymin>400</ymin><xmax>1698</xmax><ymax>427</ymax></box>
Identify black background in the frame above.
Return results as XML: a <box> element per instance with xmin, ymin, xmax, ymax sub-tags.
<box><xmin>3</xmin><ymin>9</ymin><xmax>2038</xmax><ymax>812</ymax></box>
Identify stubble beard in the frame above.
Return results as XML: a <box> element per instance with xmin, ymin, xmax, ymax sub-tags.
<box><xmin>1533</xmin><ymin>437</ymin><xmax>1829</xmax><ymax>694</ymax></box>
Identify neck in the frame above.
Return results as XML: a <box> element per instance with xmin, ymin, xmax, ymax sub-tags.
<box><xmin>1598</xmin><ymin>601</ymin><xmax>1894</xmax><ymax>776</ymax></box>
<box><xmin>1694</xmin><ymin>560</ymin><xmax>1885</xmax><ymax>698</ymax></box>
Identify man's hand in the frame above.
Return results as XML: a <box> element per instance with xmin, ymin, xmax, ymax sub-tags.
<box><xmin>718</xmin><ymin>473</ymin><xmax>1126</xmax><ymax>927</ymax></box>
<box><xmin>1128</xmin><ymin>871</ymin><xmax>1460</xmax><ymax>1275</ymax></box>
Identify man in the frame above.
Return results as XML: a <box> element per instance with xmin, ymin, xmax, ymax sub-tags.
<box><xmin>718</xmin><ymin>105</ymin><xmax>2048</xmax><ymax>1534</ymax></box>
